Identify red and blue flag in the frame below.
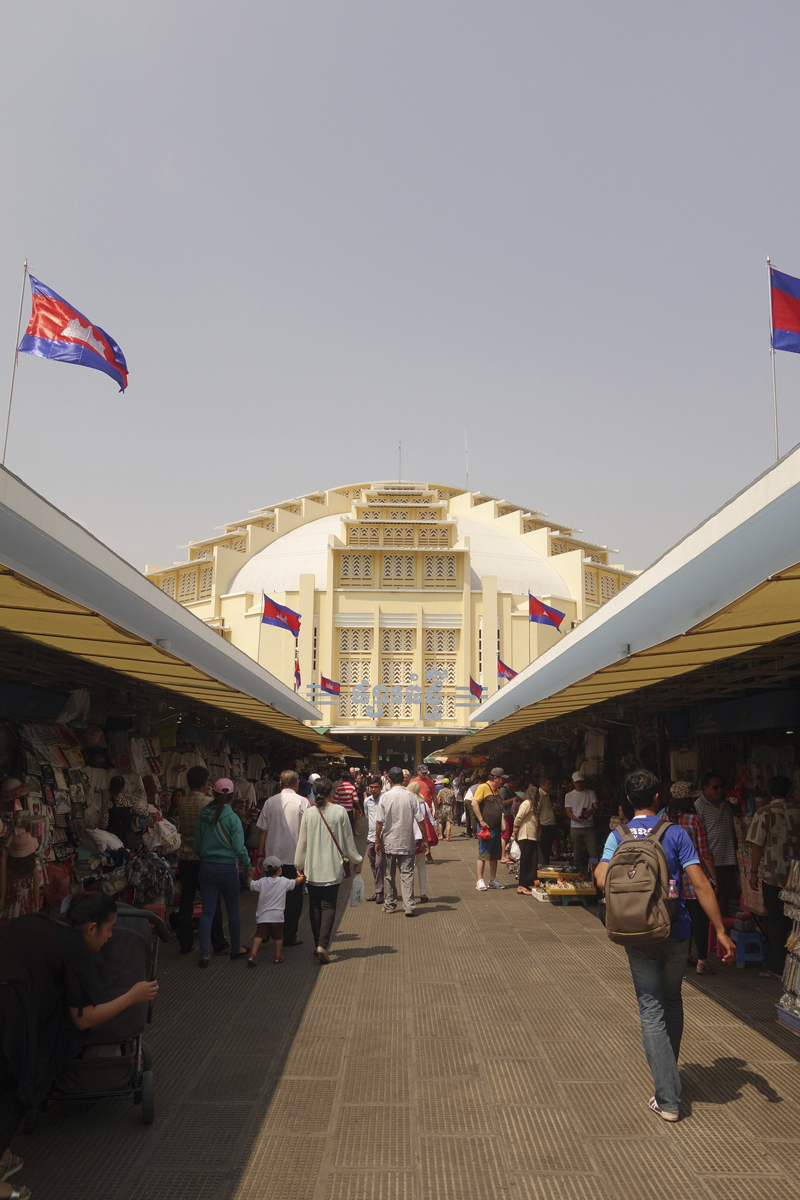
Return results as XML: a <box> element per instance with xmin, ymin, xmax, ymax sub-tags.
<box><xmin>320</xmin><ymin>676</ymin><xmax>340</xmax><ymax>696</ymax></box>
<box><xmin>529</xmin><ymin>593</ymin><xmax>565</xmax><ymax>630</ymax></box>
<box><xmin>469</xmin><ymin>676</ymin><xmax>484</xmax><ymax>700</ymax></box>
<box><xmin>294</xmin><ymin>654</ymin><xmax>301</xmax><ymax>692</ymax></box>
<box><xmin>18</xmin><ymin>274</ymin><xmax>128</xmax><ymax>391</ymax></box>
<box><xmin>770</xmin><ymin>265</ymin><xmax>800</xmax><ymax>354</ymax></box>
<box><xmin>497</xmin><ymin>658</ymin><xmax>517</xmax><ymax>681</ymax></box>
<box><xmin>262</xmin><ymin>596</ymin><xmax>301</xmax><ymax>637</ymax></box>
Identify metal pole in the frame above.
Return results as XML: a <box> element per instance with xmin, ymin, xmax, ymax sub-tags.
<box><xmin>767</xmin><ymin>255</ymin><xmax>779</xmax><ymax>463</ymax></box>
<box><xmin>464</xmin><ymin>429</ymin><xmax>468</xmax><ymax>490</ymax></box>
<box><xmin>3</xmin><ymin>260</ymin><xmax>28</xmax><ymax>467</ymax></box>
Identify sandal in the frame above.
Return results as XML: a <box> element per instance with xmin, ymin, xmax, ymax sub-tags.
<box><xmin>0</xmin><ymin>1158</ymin><xmax>22</xmax><ymax>1184</ymax></box>
<box><xmin>230</xmin><ymin>947</ymin><xmax>250</xmax><ymax>960</ymax></box>
<box><xmin>315</xmin><ymin>946</ymin><xmax>332</xmax><ymax>964</ymax></box>
<box><xmin>2</xmin><ymin>1187</ymin><xmax>31</xmax><ymax>1200</ymax></box>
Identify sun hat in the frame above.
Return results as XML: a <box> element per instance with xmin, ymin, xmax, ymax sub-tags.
<box><xmin>670</xmin><ymin>781</ymin><xmax>693</xmax><ymax>800</ymax></box>
<box><xmin>7</xmin><ymin>827</ymin><xmax>38</xmax><ymax>857</ymax></box>
<box><xmin>213</xmin><ymin>777</ymin><xmax>234</xmax><ymax>794</ymax></box>
<box><xmin>0</xmin><ymin>778</ymin><xmax>28</xmax><ymax>807</ymax></box>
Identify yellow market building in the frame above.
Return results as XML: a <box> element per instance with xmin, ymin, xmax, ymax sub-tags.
<box><xmin>145</xmin><ymin>482</ymin><xmax>636</xmax><ymax>768</ymax></box>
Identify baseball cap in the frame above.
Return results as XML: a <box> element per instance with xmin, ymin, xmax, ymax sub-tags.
<box><xmin>490</xmin><ymin>767</ymin><xmax>505</xmax><ymax>778</ymax></box>
<box><xmin>308</xmin><ymin>773</ymin><xmax>321</xmax><ymax>783</ymax></box>
<box><xmin>388</xmin><ymin>766</ymin><xmax>405</xmax><ymax>783</ymax></box>
<box><xmin>213</xmin><ymin>777</ymin><xmax>234</xmax><ymax>794</ymax></box>
<box><xmin>571</xmin><ymin>771</ymin><xmax>585</xmax><ymax>782</ymax></box>
<box><xmin>416</xmin><ymin>764</ymin><xmax>430</xmax><ymax>775</ymax></box>
<box><xmin>263</xmin><ymin>855</ymin><xmax>282</xmax><ymax>872</ymax></box>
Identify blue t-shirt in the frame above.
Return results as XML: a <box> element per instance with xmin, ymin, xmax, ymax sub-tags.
<box><xmin>601</xmin><ymin>815</ymin><xmax>700</xmax><ymax>941</ymax></box>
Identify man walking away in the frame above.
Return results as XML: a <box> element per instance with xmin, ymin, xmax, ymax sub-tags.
<box><xmin>747</xmin><ymin>774</ymin><xmax>800</xmax><ymax>979</ymax></box>
<box><xmin>333</xmin><ymin>771</ymin><xmax>357</xmax><ymax>832</ymax></box>
<box><xmin>565</xmin><ymin>771</ymin><xmax>597</xmax><ymax>876</ymax></box>
<box><xmin>375</xmin><ymin>766</ymin><xmax>428</xmax><ymax>916</ymax></box>
<box><xmin>175</xmin><ymin>766</ymin><xmax>229</xmax><ymax>954</ymax></box>
<box><xmin>595</xmin><ymin>769</ymin><xmax>734</xmax><ymax>1122</ymax></box>
<box><xmin>472</xmin><ymin>768</ymin><xmax>506</xmax><ymax>891</ymax></box>
<box><xmin>695</xmin><ymin>771</ymin><xmax>740</xmax><ymax>918</ymax></box>
<box><xmin>256</xmin><ymin>769</ymin><xmax>309</xmax><ymax>948</ymax></box>
<box><xmin>537</xmin><ymin>777</ymin><xmax>557</xmax><ymax>865</ymax></box>
<box><xmin>363</xmin><ymin>774</ymin><xmax>386</xmax><ymax>903</ymax></box>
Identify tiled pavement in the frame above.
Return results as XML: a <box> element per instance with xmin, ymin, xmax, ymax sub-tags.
<box><xmin>16</xmin><ymin>834</ymin><xmax>800</xmax><ymax>1199</ymax></box>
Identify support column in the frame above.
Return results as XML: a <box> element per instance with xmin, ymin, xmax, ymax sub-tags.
<box><xmin>297</xmin><ymin>574</ymin><xmax>315</xmax><ymax>691</ymax></box>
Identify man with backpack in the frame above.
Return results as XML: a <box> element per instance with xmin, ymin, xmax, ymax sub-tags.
<box><xmin>594</xmin><ymin>769</ymin><xmax>735</xmax><ymax>1122</ymax></box>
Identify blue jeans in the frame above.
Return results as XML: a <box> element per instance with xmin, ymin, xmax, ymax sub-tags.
<box><xmin>625</xmin><ymin>938</ymin><xmax>689</xmax><ymax>1113</ymax></box>
<box><xmin>198</xmin><ymin>862</ymin><xmax>242</xmax><ymax>958</ymax></box>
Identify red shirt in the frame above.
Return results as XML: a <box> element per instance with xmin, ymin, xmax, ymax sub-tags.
<box><xmin>411</xmin><ymin>775</ymin><xmax>436</xmax><ymax>807</ymax></box>
<box><xmin>332</xmin><ymin>781</ymin><xmax>356</xmax><ymax>812</ymax></box>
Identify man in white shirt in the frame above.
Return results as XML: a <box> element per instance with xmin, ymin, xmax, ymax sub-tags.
<box><xmin>375</xmin><ymin>766</ymin><xmax>428</xmax><ymax>916</ymax></box>
<box><xmin>363</xmin><ymin>775</ymin><xmax>385</xmax><ymax>903</ymax></box>
<box><xmin>564</xmin><ymin>770</ymin><xmax>598</xmax><ymax>877</ymax></box>
<box><xmin>256</xmin><ymin>769</ymin><xmax>309</xmax><ymax>947</ymax></box>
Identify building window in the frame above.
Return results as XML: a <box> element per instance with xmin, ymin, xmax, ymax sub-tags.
<box><xmin>424</xmin><ymin>659</ymin><xmax>455</xmax><ymax>686</ymax></box>
<box><xmin>382</xmin><ymin>555</ymin><xmax>415</xmax><ymax>586</ymax></box>
<box><xmin>257</xmin><ymin>518</ymin><xmax>275</xmax><ymax>531</ymax></box>
<box><xmin>600</xmin><ymin>574</ymin><xmax>616</xmax><ymax>601</ymax></box>
<box><xmin>231</xmin><ymin>537</ymin><xmax>247</xmax><ymax>553</ymax></box>
<box><xmin>523</xmin><ymin>521</ymin><xmax>538</xmax><ymax>534</ymax></box>
<box><xmin>418</xmin><ymin>509</ymin><xmax>438</xmax><ymax>521</ymax></box>
<box><xmin>339</xmin><ymin>658</ymin><xmax>371</xmax><ymax>719</ymax></box>
<box><xmin>388</xmin><ymin>510</ymin><xmax>410</xmax><ymax>521</ymax></box>
<box><xmin>339</xmin><ymin>553</ymin><xmax>373</xmax><ymax>585</ymax></box>
<box><xmin>159</xmin><ymin>575</ymin><xmax>176</xmax><ymax>598</ymax></box>
<box><xmin>381</xmin><ymin>628</ymin><xmax>413</xmax><ymax>653</ymax></box>
<box><xmin>423</xmin><ymin>629</ymin><xmax>457</xmax><ymax>653</ymax></box>
<box><xmin>348</xmin><ymin>526</ymin><xmax>380</xmax><ymax>546</ymax></box>
<box><xmin>199</xmin><ymin>565</ymin><xmax>213</xmax><ymax>598</ymax></box>
<box><xmin>589</xmin><ymin>553</ymin><xmax>603</xmax><ymax>564</ymax></box>
<box><xmin>380</xmin><ymin>659</ymin><xmax>414</xmax><ymax>719</ymax></box>
<box><xmin>178</xmin><ymin>570</ymin><xmax>197</xmax><ymax>601</ymax></box>
<box><xmin>383</xmin><ymin>525</ymin><xmax>414</xmax><ymax>547</ymax></box>
<box><xmin>584</xmin><ymin>570</ymin><xmax>597</xmax><ymax>599</ymax></box>
<box><xmin>423</xmin><ymin>554</ymin><xmax>457</xmax><ymax>587</ymax></box>
<box><xmin>550</xmin><ymin>540</ymin><xmax>568</xmax><ymax>555</ymax></box>
<box><xmin>340</xmin><ymin>628</ymin><xmax>373</xmax><ymax>653</ymax></box>
<box><xmin>313</xmin><ymin>615</ymin><xmax>318</xmax><ymax>674</ymax></box>
<box><xmin>418</xmin><ymin>527</ymin><xmax>449</xmax><ymax>547</ymax></box>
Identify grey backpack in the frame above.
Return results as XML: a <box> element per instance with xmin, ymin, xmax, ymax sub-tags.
<box><xmin>604</xmin><ymin>820</ymin><xmax>677</xmax><ymax>946</ymax></box>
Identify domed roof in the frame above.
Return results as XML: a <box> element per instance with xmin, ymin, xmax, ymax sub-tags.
<box><xmin>227</xmin><ymin>512</ymin><xmax>570</xmax><ymax>598</ymax></box>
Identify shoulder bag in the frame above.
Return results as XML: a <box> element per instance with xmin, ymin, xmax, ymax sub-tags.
<box><xmin>317</xmin><ymin>806</ymin><xmax>351</xmax><ymax>877</ymax></box>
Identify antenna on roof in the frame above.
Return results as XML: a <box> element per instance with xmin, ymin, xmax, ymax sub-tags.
<box><xmin>464</xmin><ymin>429</ymin><xmax>468</xmax><ymax>491</ymax></box>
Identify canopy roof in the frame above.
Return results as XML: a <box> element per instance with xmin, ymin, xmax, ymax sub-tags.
<box><xmin>0</xmin><ymin>467</ymin><xmax>350</xmax><ymax>756</ymax></box>
<box><xmin>440</xmin><ymin>442</ymin><xmax>800</xmax><ymax>755</ymax></box>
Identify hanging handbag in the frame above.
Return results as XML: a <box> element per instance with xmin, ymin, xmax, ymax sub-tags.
<box><xmin>317</xmin><ymin>806</ymin><xmax>351</xmax><ymax>877</ymax></box>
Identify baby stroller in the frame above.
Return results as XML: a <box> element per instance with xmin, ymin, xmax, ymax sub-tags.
<box><xmin>26</xmin><ymin>904</ymin><xmax>169</xmax><ymax>1131</ymax></box>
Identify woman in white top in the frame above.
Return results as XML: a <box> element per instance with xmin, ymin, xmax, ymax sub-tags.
<box><xmin>295</xmin><ymin>778</ymin><xmax>362</xmax><ymax>963</ymax></box>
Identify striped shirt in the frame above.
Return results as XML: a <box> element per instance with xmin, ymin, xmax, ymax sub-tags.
<box><xmin>332</xmin><ymin>781</ymin><xmax>356</xmax><ymax>812</ymax></box>
<box><xmin>695</xmin><ymin>796</ymin><xmax>737</xmax><ymax>868</ymax></box>
<box><xmin>678</xmin><ymin>813</ymin><xmax>709</xmax><ymax>900</ymax></box>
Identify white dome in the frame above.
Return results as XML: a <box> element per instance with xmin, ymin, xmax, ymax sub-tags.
<box><xmin>227</xmin><ymin>512</ymin><xmax>570</xmax><ymax>599</ymax></box>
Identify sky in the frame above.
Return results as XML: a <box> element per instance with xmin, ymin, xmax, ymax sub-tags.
<box><xmin>2</xmin><ymin>3</ymin><xmax>800</xmax><ymax>577</ymax></box>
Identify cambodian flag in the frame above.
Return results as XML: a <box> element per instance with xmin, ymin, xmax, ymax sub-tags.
<box><xmin>529</xmin><ymin>593</ymin><xmax>565</xmax><ymax>630</ymax></box>
<box><xmin>294</xmin><ymin>655</ymin><xmax>301</xmax><ymax>692</ymax></box>
<box><xmin>262</xmin><ymin>596</ymin><xmax>301</xmax><ymax>637</ymax></box>
<box><xmin>321</xmin><ymin>676</ymin><xmax>340</xmax><ymax>696</ymax></box>
<box><xmin>770</xmin><ymin>265</ymin><xmax>800</xmax><ymax>354</ymax></box>
<box><xmin>18</xmin><ymin>275</ymin><xmax>128</xmax><ymax>391</ymax></box>
<box><xmin>469</xmin><ymin>676</ymin><xmax>484</xmax><ymax>700</ymax></box>
<box><xmin>497</xmin><ymin>658</ymin><xmax>517</xmax><ymax>681</ymax></box>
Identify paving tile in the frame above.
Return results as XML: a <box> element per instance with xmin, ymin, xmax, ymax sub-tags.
<box><xmin>698</xmin><ymin>1174</ymin><xmax>795</xmax><ymax>1200</ymax></box>
<box><xmin>261</xmin><ymin>1077</ymin><xmax>337</xmax><ymax>1132</ymax></box>
<box><xmin>420</xmin><ymin>1136</ymin><xmax>511</xmax><ymax>1200</ymax></box>
<box><xmin>320</xmin><ymin>1171</ymin><xmax>414</xmax><ymax>1200</ymax></box>
<box><xmin>331</xmin><ymin>1105</ymin><xmax>412</xmax><ymax>1168</ymax></box>
<box><xmin>233</xmin><ymin>1135</ymin><xmax>326</xmax><ymax>1200</ymax></box>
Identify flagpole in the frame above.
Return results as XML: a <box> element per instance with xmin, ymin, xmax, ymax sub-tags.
<box><xmin>3</xmin><ymin>260</ymin><xmax>28</xmax><ymax>468</ymax></box>
<box><xmin>527</xmin><ymin>594</ymin><xmax>531</xmax><ymax>665</ymax></box>
<box><xmin>257</xmin><ymin>592</ymin><xmax>263</xmax><ymax>666</ymax></box>
<box><xmin>767</xmin><ymin>255</ymin><xmax>779</xmax><ymax>463</ymax></box>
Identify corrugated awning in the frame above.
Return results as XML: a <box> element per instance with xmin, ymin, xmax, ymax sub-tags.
<box><xmin>0</xmin><ymin>566</ymin><xmax>350</xmax><ymax>754</ymax></box>
<box><xmin>439</xmin><ymin>443</ymin><xmax>800</xmax><ymax>758</ymax></box>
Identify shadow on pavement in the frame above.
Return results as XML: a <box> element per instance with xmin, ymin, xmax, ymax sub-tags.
<box><xmin>681</xmin><ymin>1056</ymin><xmax>783</xmax><ymax>1107</ymax></box>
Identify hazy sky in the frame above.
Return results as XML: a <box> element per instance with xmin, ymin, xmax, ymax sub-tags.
<box><xmin>2</xmin><ymin>3</ymin><xmax>800</xmax><ymax>578</ymax></box>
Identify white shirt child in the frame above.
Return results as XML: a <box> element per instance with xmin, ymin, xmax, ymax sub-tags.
<box><xmin>249</xmin><ymin>874</ymin><xmax>296</xmax><ymax>923</ymax></box>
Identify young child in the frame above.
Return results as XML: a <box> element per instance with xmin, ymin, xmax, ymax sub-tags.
<box><xmin>247</xmin><ymin>856</ymin><xmax>303</xmax><ymax>965</ymax></box>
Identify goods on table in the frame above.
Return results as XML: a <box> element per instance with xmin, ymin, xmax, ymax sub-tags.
<box><xmin>778</xmin><ymin>857</ymin><xmax>800</xmax><ymax>1034</ymax></box>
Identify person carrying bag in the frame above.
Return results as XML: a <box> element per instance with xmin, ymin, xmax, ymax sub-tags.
<box><xmin>294</xmin><ymin>778</ymin><xmax>362</xmax><ymax>963</ymax></box>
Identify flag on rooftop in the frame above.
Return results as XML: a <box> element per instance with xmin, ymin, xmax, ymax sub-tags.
<box><xmin>262</xmin><ymin>596</ymin><xmax>301</xmax><ymax>637</ymax></box>
<box><xmin>320</xmin><ymin>676</ymin><xmax>340</xmax><ymax>696</ymax></box>
<box><xmin>469</xmin><ymin>676</ymin><xmax>483</xmax><ymax>700</ymax></box>
<box><xmin>18</xmin><ymin>274</ymin><xmax>128</xmax><ymax>391</ymax></box>
<box><xmin>294</xmin><ymin>654</ymin><xmax>301</xmax><ymax>692</ymax></box>
<box><xmin>497</xmin><ymin>658</ymin><xmax>517</xmax><ymax>681</ymax></box>
<box><xmin>770</xmin><ymin>265</ymin><xmax>800</xmax><ymax>354</ymax></box>
<box><xmin>529</xmin><ymin>593</ymin><xmax>565</xmax><ymax>630</ymax></box>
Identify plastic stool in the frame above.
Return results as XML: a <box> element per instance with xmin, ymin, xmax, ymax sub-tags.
<box><xmin>732</xmin><ymin>927</ymin><xmax>766</xmax><ymax>968</ymax></box>
<box><xmin>708</xmin><ymin>918</ymin><xmax>735</xmax><ymax>959</ymax></box>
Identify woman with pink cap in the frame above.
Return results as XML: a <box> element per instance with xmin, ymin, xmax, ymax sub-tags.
<box><xmin>192</xmin><ymin>778</ymin><xmax>251</xmax><ymax>967</ymax></box>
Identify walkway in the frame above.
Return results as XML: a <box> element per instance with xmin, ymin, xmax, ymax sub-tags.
<box><xmin>19</xmin><ymin>835</ymin><xmax>800</xmax><ymax>1200</ymax></box>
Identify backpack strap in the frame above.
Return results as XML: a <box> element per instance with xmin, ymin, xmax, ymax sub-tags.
<box><xmin>616</xmin><ymin>823</ymin><xmax>635</xmax><ymax>842</ymax></box>
<box><xmin>645</xmin><ymin>818</ymin><xmax>672</xmax><ymax>843</ymax></box>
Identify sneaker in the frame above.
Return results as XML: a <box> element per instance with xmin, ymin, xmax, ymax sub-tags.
<box><xmin>696</xmin><ymin>959</ymin><xmax>714</xmax><ymax>975</ymax></box>
<box><xmin>476</xmin><ymin>879</ymin><xmax>488</xmax><ymax>891</ymax></box>
<box><xmin>273</xmin><ymin>955</ymin><xmax>284</xmax><ymax>963</ymax></box>
<box><xmin>405</xmin><ymin>910</ymin><xmax>416</xmax><ymax>918</ymax></box>
<box><xmin>648</xmin><ymin>1097</ymin><xmax>679</xmax><ymax>1122</ymax></box>
<box><xmin>247</xmin><ymin>955</ymin><xmax>257</xmax><ymax>968</ymax></box>
<box><xmin>487</xmin><ymin>879</ymin><xmax>505</xmax><ymax>889</ymax></box>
